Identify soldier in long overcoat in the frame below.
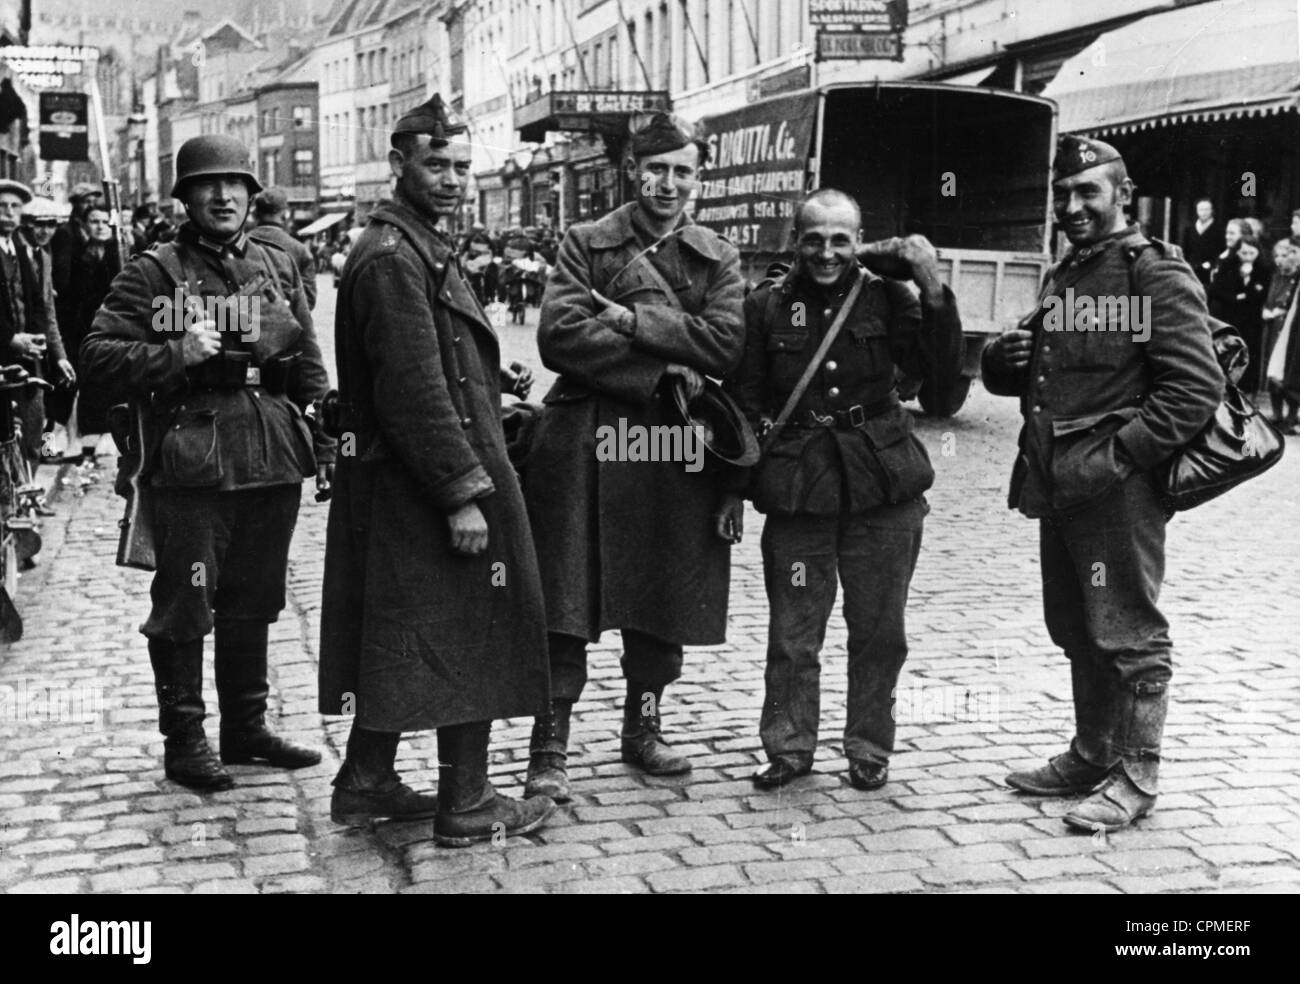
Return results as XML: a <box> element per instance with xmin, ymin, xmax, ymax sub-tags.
<box><xmin>521</xmin><ymin>113</ymin><xmax>746</xmax><ymax>802</ymax></box>
<box><xmin>318</xmin><ymin>95</ymin><xmax>554</xmax><ymax>846</ymax></box>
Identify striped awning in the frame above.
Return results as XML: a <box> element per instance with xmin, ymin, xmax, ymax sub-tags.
<box><xmin>1043</xmin><ymin>0</ymin><xmax>1300</xmax><ymax>135</ymax></box>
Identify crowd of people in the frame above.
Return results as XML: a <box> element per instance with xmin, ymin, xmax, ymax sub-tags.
<box><xmin>1181</xmin><ymin>199</ymin><xmax>1300</xmax><ymax>431</ymax></box>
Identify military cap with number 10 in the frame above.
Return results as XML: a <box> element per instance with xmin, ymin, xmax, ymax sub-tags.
<box><xmin>1052</xmin><ymin>133</ymin><xmax>1124</xmax><ymax>180</ymax></box>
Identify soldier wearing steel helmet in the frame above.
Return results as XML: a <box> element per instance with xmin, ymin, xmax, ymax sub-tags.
<box><xmin>81</xmin><ymin>134</ymin><xmax>335</xmax><ymax>791</ymax></box>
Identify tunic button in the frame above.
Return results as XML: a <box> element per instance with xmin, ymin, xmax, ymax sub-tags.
<box><xmin>825</xmin><ymin>360</ymin><xmax>837</xmax><ymax>372</ymax></box>
<box><xmin>1042</xmin><ymin>345</ymin><xmax>1051</xmax><ymax>354</ymax></box>
<box><xmin>1033</xmin><ymin>405</ymin><xmax>1042</xmax><ymax>414</ymax></box>
<box><xmin>458</xmin><ymin>376</ymin><xmax>467</xmax><ymax>384</ymax></box>
<box><xmin>1037</xmin><ymin>375</ymin><xmax>1045</xmax><ymax>383</ymax></box>
<box><xmin>828</xmin><ymin>386</ymin><xmax>840</xmax><ymax>397</ymax></box>
<box><xmin>823</xmin><ymin>308</ymin><xmax>832</xmax><ymax>318</ymax></box>
<box><xmin>461</xmin><ymin>417</ymin><xmax>472</xmax><ymax>427</ymax></box>
<box><xmin>453</xmin><ymin>335</ymin><xmax>461</xmax><ymax>343</ymax></box>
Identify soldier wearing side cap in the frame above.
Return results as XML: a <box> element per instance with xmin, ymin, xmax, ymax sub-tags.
<box><xmin>727</xmin><ymin>188</ymin><xmax>963</xmax><ymax>793</ymax></box>
<box><xmin>982</xmin><ymin>134</ymin><xmax>1223</xmax><ymax>833</ymax></box>
<box><xmin>249</xmin><ymin>188</ymin><xmax>318</xmax><ymax>310</ymax></box>
<box><xmin>81</xmin><ymin>134</ymin><xmax>335</xmax><ymax>791</ymax></box>
<box><xmin>520</xmin><ymin>112</ymin><xmax>747</xmax><ymax>802</ymax></box>
<box><xmin>317</xmin><ymin>95</ymin><xmax>555</xmax><ymax>845</ymax></box>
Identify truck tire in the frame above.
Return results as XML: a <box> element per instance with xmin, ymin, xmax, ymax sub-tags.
<box><xmin>918</xmin><ymin>374</ymin><xmax>972</xmax><ymax>418</ymax></box>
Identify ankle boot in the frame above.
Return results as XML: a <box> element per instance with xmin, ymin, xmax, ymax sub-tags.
<box><xmin>620</xmin><ymin>684</ymin><xmax>691</xmax><ymax>776</ymax></box>
<box><xmin>1064</xmin><ymin>678</ymin><xmax>1167</xmax><ymax>833</ymax></box>
<box><xmin>524</xmin><ymin>699</ymin><xmax>573</xmax><ymax>802</ymax></box>
<box><xmin>331</xmin><ymin>722</ymin><xmax>439</xmax><ymax>825</ymax></box>
<box><xmin>434</xmin><ymin>720</ymin><xmax>555</xmax><ymax>847</ymax></box>
<box><xmin>148</xmin><ymin>637</ymin><xmax>232</xmax><ymax>791</ymax></box>
<box><xmin>1006</xmin><ymin>657</ymin><xmax>1117</xmax><ymax>795</ymax></box>
<box><xmin>214</xmin><ymin>620</ymin><xmax>321</xmax><ymax>768</ymax></box>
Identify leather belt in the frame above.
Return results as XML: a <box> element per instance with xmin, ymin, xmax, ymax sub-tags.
<box><xmin>789</xmin><ymin>395</ymin><xmax>899</xmax><ymax>430</ymax></box>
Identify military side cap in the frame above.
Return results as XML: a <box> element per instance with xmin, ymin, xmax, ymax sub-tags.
<box><xmin>254</xmin><ymin>187</ymin><xmax>290</xmax><ymax>215</ymax></box>
<box><xmin>670</xmin><ymin>377</ymin><xmax>760</xmax><ymax>468</ymax></box>
<box><xmin>629</xmin><ymin>112</ymin><xmax>709</xmax><ymax>163</ymax></box>
<box><xmin>1053</xmin><ymin>133</ymin><xmax>1123</xmax><ymax>180</ymax></box>
<box><xmin>392</xmin><ymin>94</ymin><xmax>467</xmax><ymax>142</ymax></box>
<box><xmin>0</xmin><ymin>179</ymin><xmax>32</xmax><ymax>204</ymax></box>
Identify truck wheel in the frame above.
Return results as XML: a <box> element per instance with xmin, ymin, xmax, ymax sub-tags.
<box><xmin>918</xmin><ymin>374</ymin><xmax>972</xmax><ymax>417</ymax></box>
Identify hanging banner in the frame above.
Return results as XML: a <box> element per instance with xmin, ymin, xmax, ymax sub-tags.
<box><xmin>38</xmin><ymin>91</ymin><xmax>89</xmax><ymax>162</ymax></box>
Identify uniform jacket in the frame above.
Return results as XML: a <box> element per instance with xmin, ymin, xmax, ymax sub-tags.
<box><xmin>80</xmin><ymin>223</ymin><xmax>334</xmax><ymax>493</ymax></box>
<box><xmin>249</xmin><ymin>223</ymin><xmax>318</xmax><ymax>311</ymax></box>
<box><xmin>981</xmin><ymin>225</ymin><xmax>1223</xmax><ymax>516</ymax></box>
<box><xmin>318</xmin><ymin>196</ymin><xmax>548</xmax><ymax>731</ymax></box>
<box><xmin>524</xmin><ymin>201</ymin><xmax>745</xmax><ymax>646</ymax></box>
<box><xmin>731</xmin><ymin>264</ymin><xmax>962</xmax><ymax>516</ymax></box>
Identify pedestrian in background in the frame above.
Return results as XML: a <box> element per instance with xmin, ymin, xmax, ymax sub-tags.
<box><xmin>249</xmin><ymin>187</ymin><xmax>318</xmax><ymax>310</ymax></box>
<box><xmin>1209</xmin><ymin>231</ymin><xmax>1272</xmax><ymax>394</ymax></box>
<box><xmin>318</xmin><ymin>95</ymin><xmax>555</xmax><ymax>845</ymax></box>
<box><xmin>1265</xmin><ymin>240</ymin><xmax>1300</xmax><ymax>433</ymax></box>
<box><xmin>61</xmin><ymin>204</ymin><xmax>117</xmax><ymax>464</ymax></box>
<box><xmin>983</xmin><ymin>135</ymin><xmax>1222</xmax><ymax>833</ymax></box>
<box><xmin>19</xmin><ymin>199</ymin><xmax>75</xmax><ymax>461</ymax></box>
<box><xmin>46</xmin><ymin>183</ymin><xmax>102</xmax><ymax>450</ymax></box>
<box><xmin>0</xmin><ymin>180</ymin><xmax>62</xmax><ymax>465</ymax></box>
<box><xmin>1180</xmin><ymin>197</ymin><xmax>1222</xmax><ymax>289</ymax></box>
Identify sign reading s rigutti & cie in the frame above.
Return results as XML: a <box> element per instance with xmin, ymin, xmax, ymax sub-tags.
<box><xmin>38</xmin><ymin>91</ymin><xmax>90</xmax><ymax>162</ymax></box>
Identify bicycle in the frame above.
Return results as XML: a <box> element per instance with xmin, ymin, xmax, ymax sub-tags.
<box><xmin>1</xmin><ymin>363</ymin><xmax>54</xmax><ymax>642</ymax></box>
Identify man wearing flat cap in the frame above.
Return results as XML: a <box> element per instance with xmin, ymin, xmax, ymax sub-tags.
<box><xmin>0</xmin><ymin>179</ymin><xmax>65</xmax><ymax>464</ymax></box>
<box><xmin>82</xmin><ymin>133</ymin><xmax>334</xmax><ymax>792</ymax></box>
<box><xmin>982</xmin><ymin>134</ymin><xmax>1223</xmax><ymax>832</ymax></box>
<box><xmin>521</xmin><ymin>111</ymin><xmax>746</xmax><ymax>802</ymax></box>
<box><xmin>318</xmin><ymin>94</ymin><xmax>556</xmax><ymax>845</ymax></box>
<box><xmin>250</xmin><ymin>188</ymin><xmax>317</xmax><ymax>310</ymax></box>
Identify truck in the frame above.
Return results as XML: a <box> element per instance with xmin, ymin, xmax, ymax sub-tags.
<box><xmin>695</xmin><ymin>81</ymin><xmax>1057</xmax><ymax>417</ymax></box>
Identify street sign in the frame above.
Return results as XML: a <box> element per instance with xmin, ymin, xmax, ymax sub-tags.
<box><xmin>746</xmin><ymin>64</ymin><xmax>813</xmax><ymax>103</ymax></box>
<box><xmin>816</xmin><ymin>30</ymin><xmax>904</xmax><ymax>61</ymax></box>
<box><xmin>0</xmin><ymin>45</ymin><xmax>98</xmax><ymax>88</ymax></box>
<box><xmin>38</xmin><ymin>92</ymin><xmax>89</xmax><ymax>162</ymax></box>
<box><xmin>809</xmin><ymin>0</ymin><xmax>908</xmax><ymax>29</ymax></box>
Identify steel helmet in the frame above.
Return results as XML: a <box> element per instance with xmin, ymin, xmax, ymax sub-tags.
<box><xmin>171</xmin><ymin>134</ymin><xmax>262</xmax><ymax>199</ymax></box>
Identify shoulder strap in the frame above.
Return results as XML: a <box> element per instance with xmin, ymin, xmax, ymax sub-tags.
<box><xmin>761</xmin><ymin>267</ymin><xmax>867</xmax><ymax>455</ymax></box>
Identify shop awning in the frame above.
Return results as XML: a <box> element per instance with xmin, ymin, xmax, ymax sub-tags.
<box><xmin>1043</xmin><ymin>0</ymin><xmax>1300</xmax><ymax>135</ymax></box>
<box><xmin>297</xmin><ymin>212</ymin><xmax>347</xmax><ymax>237</ymax></box>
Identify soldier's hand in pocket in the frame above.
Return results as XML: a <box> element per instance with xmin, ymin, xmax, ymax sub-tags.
<box><xmin>448</xmin><ymin>501</ymin><xmax>489</xmax><ymax>556</ymax></box>
<box><xmin>182</xmin><ymin>320</ymin><xmax>222</xmax><ymax>366</ymax></box>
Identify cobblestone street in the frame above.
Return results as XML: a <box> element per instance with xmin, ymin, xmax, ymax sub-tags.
<box><xmin>2</xmin><ymin>278</ymin><xmax>1298</xmax><ymax>894</ymax></box>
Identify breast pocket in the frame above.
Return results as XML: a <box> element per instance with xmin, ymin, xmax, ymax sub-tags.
<box><xmin>766</xmin><ymin>328</ymin><xmax>810</xmax><ymax>392</ymax></box>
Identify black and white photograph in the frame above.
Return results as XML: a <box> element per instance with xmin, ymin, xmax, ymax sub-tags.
<box><xmin>0</xmin><ymin>0</ymin><xmax>1294</xmax><ymax>931</ymax></box>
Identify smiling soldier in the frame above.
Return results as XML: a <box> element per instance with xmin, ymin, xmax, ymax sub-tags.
<box><xmin>520</xmin><ymin>112</ymin><xmax>746</xmax><ymax>802</ymax></box>
<box><xmin>81</xmin><ymin>134</ymin><xmax>334</xmax><ymax>790</ymax></box>
<box><xmin>728</xmin><ymin>189</ymin><xmax>962</xmax><ymax>792</ymax></box>
<box><xmin>318</xmin><ymin>95</ymin><xmax>555</xmax><ymax>845</ymax></box>
<box><xmin>982</xmin><ymin>134</ymin><xmax>1223</xmax><ymax>832</ymax></box>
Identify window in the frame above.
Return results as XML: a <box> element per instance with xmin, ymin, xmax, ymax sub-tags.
<box><xmin>293</xmin><ymin>149</ymin><xmax>315</xmax><ymax>184</ymax></box>
<box><xmin>293</xmin><ymin>105</ymin><xmax>312</xmax><ymax>128</ymax></box>
<box><xmin>262</xmin><ymin>149</ymin><xmax>280</xmax><ymax>184</ymax></box>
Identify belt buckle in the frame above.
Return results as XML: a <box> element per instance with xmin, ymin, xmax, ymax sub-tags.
<box><xmin>245</xmin><ymin>366</ymin><xmax>261</xmax><ymax>386</ymax></box>
<box><xmin>848</xmin><ymin>404</ymin><xmax>866</xmax><ymax>428</ymax></box>
<box><xmin>809</xmin><ymin>409</ymin><xmax>834</xmax><ymax>427</ymax></box>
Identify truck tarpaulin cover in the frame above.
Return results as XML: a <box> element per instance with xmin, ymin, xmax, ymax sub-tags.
<box><xmin>694</xmin><ymin>91</ymin><xmax>818</xmax><ymax>253</ymax></box>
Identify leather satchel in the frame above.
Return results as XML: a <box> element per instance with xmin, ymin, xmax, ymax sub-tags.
<box><xmin>1160</xmin><ymin>320</ymin><xmax>1285</xmax><ymax>511</ymax></box>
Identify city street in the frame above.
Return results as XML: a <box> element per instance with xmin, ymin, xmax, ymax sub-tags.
<box><xmin>1</xmin><ymin>275</ymin><xmax>1298</xmax><ymax>894</ymax></box>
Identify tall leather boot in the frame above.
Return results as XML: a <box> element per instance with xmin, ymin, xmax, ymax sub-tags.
<box><xmin>433</xmin><ymin>720</ymin><xmax>555</xmax><ymax>847</ymax></box>
<box><xmin>524</xmin><ymin>699</ymin><xmax>573</xmax><ymax>802</ymax></box>
<box><xmin>1064</xmin><ymin>678</ymin><xmax>1167</xmax><ymax>833</ymax></box>
<box><xmin>148</xmin><ymin>636</ymin><xmax>232</xmax><ymax>791</ymax></box>
<box><xmin>331</xmin><ymin>720</ymin><xmax>440</xmax><ymax>825</ymax></box>
<box><xmin>1006</xmin><ymin>656</ymin><xmax>1116</xmax><ymax>795</ymax></box>
<box><xmin>620</xmin><ymin>683</ymin><xmax>691</xmax><ymax>776</ymax></box>
<box><xmin>214</xmin><ymin>620</ymin><xmax>321</xmax><ymax>768</ymax></box>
